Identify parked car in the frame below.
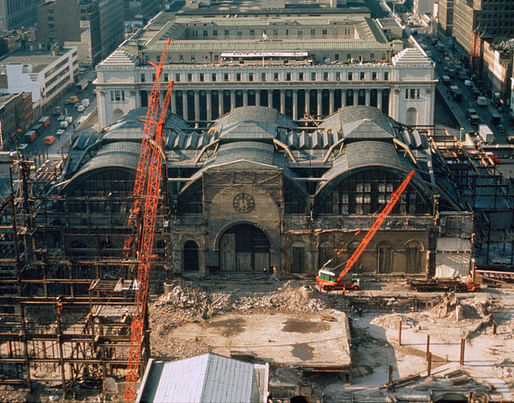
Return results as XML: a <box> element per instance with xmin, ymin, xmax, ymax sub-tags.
<box><xmin>56</xmin><ymin>129</ymin><xmax>66</xmax><ymax>137</ymax></box>
<box><xmin>77</xmin><ymin>104</ymin><xmax>85</xmax><ymax>113</ymax></box>
<box><xmin>57</xmin><ymin>114</ymin><xmax>66</xmax><ymax>121</ymax></box>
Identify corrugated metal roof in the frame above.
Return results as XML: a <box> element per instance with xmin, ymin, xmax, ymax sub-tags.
<box><xmin>137</xmin><ymin>354</ymin><xmax>267</xmax><ymax>403</ymax></box>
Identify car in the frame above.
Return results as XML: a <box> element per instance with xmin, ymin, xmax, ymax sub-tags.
<box><xmin>56</xmin><ymin>129</ymin><xmax>65</xmax><ymax>136</ymax></box>
<box><xmin>57</xmin><ymin>114</ymin><xmax>66</xmax><ymax>121</ymax></box>
<box><xmin>498</xmin><ymin>124</ymin><xmax>505</xmax><ymax>133</ymax></box>
<box><xmin>44</xmin><ymin>136</ymin><xmax>56</xmax><ymax>145</ymax></box>
<box><xmin>77</xmin><ymin>104</ymin><xmax>85</xmax><ymax>113</ymax></box>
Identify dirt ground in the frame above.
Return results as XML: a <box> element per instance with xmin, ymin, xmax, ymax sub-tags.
<box><xmin>1</xmin><ymin>276</ymin><xmax>513</xmax><ymax>402</ymax></box>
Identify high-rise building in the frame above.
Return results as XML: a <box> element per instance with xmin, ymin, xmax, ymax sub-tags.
<box><xmin>0</xmin><ymin>0</ymin><xmax>42</xmax><ymax>32</ymax></box>
<box><xmin>123</xmin><ymin>0</ymin><xmax>161</xmax><ymax>29</ymax></box>
<box><xmin>437</xmin><ymin>0</ymin><xmax>454</xmax><ymax>35</ymax></box>
<box><xmin>453</xmin><ymin>0</ymin><xmax>514</xmax><ymax>55</ymax></box>
<box><xmin>36</xmin><ymin>0</ymin><xmax>124</xmax><ymax>66</ymax></box>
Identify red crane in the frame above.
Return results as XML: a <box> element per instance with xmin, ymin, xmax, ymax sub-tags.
<box><xmin>123</xmin><ymin>38</ymin><xmax>173</xmax><ymax>401</ymax></box>
<box><xmin>316</xmin><ymin>170</ymin><xmax>416</xmax><ymax>291</ymax></box>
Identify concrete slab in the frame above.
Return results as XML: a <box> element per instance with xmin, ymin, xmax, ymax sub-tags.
<box><xmin>168</xmin><ymin>311</ymin><xmax>352</xmax><ymax>374</ymax></box>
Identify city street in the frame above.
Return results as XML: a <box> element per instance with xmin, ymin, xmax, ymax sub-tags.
<box><xmin>14</xmin><ymin>69</ymin><xmax>97</xmax><ymax>158</ymax></box>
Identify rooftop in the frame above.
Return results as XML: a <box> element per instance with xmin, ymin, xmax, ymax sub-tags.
<box><xmin>0</xmin><ymin>47</ymin><xmax>74</xmax><ymax>73</ymax></box>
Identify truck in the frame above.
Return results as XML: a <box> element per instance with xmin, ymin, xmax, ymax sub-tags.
<box><xmin>408</xmin><ymin>278</ymin><xmax>479</xmax><ymax>292</ymax></box>
<box><xmin>491</xmin><ymin>112</ymin><xmax>501</xmax><ymax>126</ymax></box>
<box><xmin>75</xmin><ymin>79</ymin><xmax>88</xmax><ymax>93</ymax></box>
<box><xmin>454</xmin><ymin>89</ymin><xmax>463</xmax><ymax>102</ymax></box>
<box><xmin>470</xmin><ymin>114</ymin><xmax>480</xmax><ymax>126</ymax></box>
<box><xmin>24</xmin><ymin>129</ymin><xmax>37</xmax><ymax>143</ymax></box>
<box><xmin>0</xmin><ymin>151</ymin><xmax>18</xmax><ymax>163</ymax></box>
<box><xmin>38</xmin><ymin>116</ymin><xmax>51</xmax><ymax>128</ymax></box>
<box><xmin>477</xmin><ymin>96</ymin><xmax>488</xmax><ymax>107</ymax></box>
<box><xmin>478</xmin><ymin>124</ymin><xmax>495</xmax><ymax>144</ymax></box>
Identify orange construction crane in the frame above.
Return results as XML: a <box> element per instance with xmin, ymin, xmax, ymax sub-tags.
<box><xmin>316</xmin><ymin>170</ymin><xmax>416</xmax><ymax>291</ymax></box>
<box><xmin>123</xmin><ymin>38</ymin><xmax>173</xmax><ymax>401</ymax></box>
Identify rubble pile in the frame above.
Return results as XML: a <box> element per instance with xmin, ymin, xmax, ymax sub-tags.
<box><xmin>152</xmin><ymin>280</ymin><xmax>328</xmax><ymax>323</ymax></box>
<box><xmin>371</xmin><ymin>314</ymin><xmax>419</xmax><ymax>329</ymax></box>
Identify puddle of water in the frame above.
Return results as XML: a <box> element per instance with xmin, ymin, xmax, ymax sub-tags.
<box><xmin>292</xmin><ymin>343</ymin><xmax>314</xmax><ymax>360</ymax></box>
<box><xmin>209</xmin><ymin>318</ymin><xmax>246</xmax><ymax>337</ymax></box>
<box><xmin>282</xmin><ymin>318</ymin><xmax>329</xmax><ymax>333</ymax></box>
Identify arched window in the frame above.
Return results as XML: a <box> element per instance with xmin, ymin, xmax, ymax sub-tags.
<box><xmin>183</xmin><ymin>240</ymin><xmax>199</xmax><ymax>272</ymax></box>
<box><xmin>377</xmin><ymin>242</ymin><xmax>393</xmax><ymax>274</ymax></box>
<box><xmin>406</xmin><ymin>240</ymin><xmax>423</xmax><ymax>274</ymax></box>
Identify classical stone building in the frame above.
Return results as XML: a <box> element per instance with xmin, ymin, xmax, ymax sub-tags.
<box><xmin>60</xmin><ymin>105</ymin><xmax>473</xmax><ymax>278</ymax></box>
<box><xmin>95</xmin><ymin>7</ymin><xmax>436</xmax><ymax>129</ymax></box>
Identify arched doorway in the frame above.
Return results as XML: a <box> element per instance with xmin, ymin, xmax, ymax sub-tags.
<box><xmin>406</xmin><ymin>107</ymin><xmax>417</xmax><ymax>125</ymax></box>
<box><xmin>219</xmin><ymin>224</ymin><xmax>270</xmax><ymax>271</ymax></box>
<box><xmin>183</xmin><ymin>240</ymin><xmax>199</xmax><ymax>272</ymax></box>
<box><xmin>112</xmin><ymin>108</ymin><xmax>124</xmax><ymax>122</ymax></box>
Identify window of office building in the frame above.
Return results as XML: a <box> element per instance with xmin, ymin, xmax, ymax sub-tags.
<box><xmin>360</xmin><ymin>72</ymin><xmax>365</xmax><ymax>80</ymax></box>
<box><xmin>140</xmin><ymin>73</ymin><xmax>145</xmax><ymax>82</ymax></box>
<box><xmin>311</xmin><ymin>72</ymin><xmax>316</xmax><ymax>80</ymax></box>
<box><xmin>348</xmin><ymin>72</ymin><xmax>353</xmax><ymax>80</ymax></box>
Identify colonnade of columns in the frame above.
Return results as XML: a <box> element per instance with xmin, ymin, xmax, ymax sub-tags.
<box><xmin>167</xmin><ymin>87</ymin><xmax>390</xmax><ymax>122</ymax></box>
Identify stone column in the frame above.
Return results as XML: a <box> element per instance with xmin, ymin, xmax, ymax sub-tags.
<box><xmin>182</xmin><ymin>91</ymin><xmax>188</xmax><ymax>120</ymax></box>
<box><xmin>243</xmin><ymin>90</ymin><xmax>248</xmax><ymax>106</ymax></box>
<box><xmin>280</xmin><ymin>90</ymin><xmax>285</xmax><ymax>114</ymax></box>
<box><xmin>305</xmin><ymin>90</ymin><xmax>311</xmax><ymax>116</ymax></box>
<box><xmin>341</xmin><ymin>89</ymin><xmax>346</xmax><ymax>107</ymax></box>
<box><xmin>365</xmin><ymin>89</ymin><xmax>371</xmax><ymax>106</ymax></box>
<box><xmin>268</xmin><ymin>90</ymin><xmax>273</xmax><ymax>108</ymax></box>
<box><xmin>329</xmin><ymin>89</ymin><xmax>335</xmax><ymax>114</ymax></box>
<box><xmin>377</xmin><ymin>89</ymin><xmax>383</xmax><ymax>110</ymax></box>
<box><xmin>194</xmin><ymin>90</ymin><xmax>200</xmax><ymax>121</ymax></box>
<box><xmin>256</xmin><ymin>90</ymin><xmax>261</xmax><ymax>106</ymax></box>
<box><xmin>219</xmin><ymin>91</ymin><xmax>224</xmax><ymax>116</ymax></box>
<box><xmin>292</xmin><ymin>90</ymin><xmax>298</xmax><ymax>120</ymax></box>
<box><xmin>353</xmin><ymin>89</ymin><xmax>358</xmax><ymax>106</ymax></box>
<box><xmin>230</xmin><ymin>90</ymin><xmax>236</xmax><ymax>111</ymax></box>
<box><xmin>170</xmin><ymin>91</ymin><xmax>176</xmax><ymax>114</ymax></box>
<box><xmin>317</xmin><ymin>90</ymin><xmax>322</xmax><ymax>117</ymax></box>
<box><xmin>206</xmin><ymin>90</ymin><xmax>212</xmax><ymax>121</ymax></box>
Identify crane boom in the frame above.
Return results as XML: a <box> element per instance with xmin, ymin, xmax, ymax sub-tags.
<box><xmin>123</xmin><ymin>38</ymin><xmax>173</xmax><ymax>401</ymax></box>
<box><xmin>123</xmin><ymin>37</ymin><xmax>172</xmax><ymax>256</ymax></box>
<box><xmin>335</xmin><ymin>169</ymin><xmax>416</xmax><ymax>283</ymax></box>
<box><xmin>316</xmin><ymin>170</ymin><xmax>416</xmax><ymax>290</ymax></box>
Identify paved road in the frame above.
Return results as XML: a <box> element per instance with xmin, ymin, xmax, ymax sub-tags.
<box><xmin>13</xmin><ymin>70</ymin><xmax>97</xmax><ymax>158</ymax></box>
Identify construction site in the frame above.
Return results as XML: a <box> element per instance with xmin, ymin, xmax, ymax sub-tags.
<box><xmin>1</xmin><ymin>41</ymin><xmax>514</xmax><ymax>403</ymax></box>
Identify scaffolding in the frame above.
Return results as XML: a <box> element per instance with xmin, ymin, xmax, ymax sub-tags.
<box><xmin>426</xmin><ymin>128</ymin><xmax>513</xmax><ymax>267</ymax></box>
<box><xmin>0</xmin><ymin>156</ymin><xmax>170</xmax><ymax>397</ymax></box>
